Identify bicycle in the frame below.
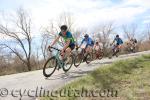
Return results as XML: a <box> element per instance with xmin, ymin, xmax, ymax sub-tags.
<box><xmin>74</xmin><ymin>47</ymin><xmax>92</xmax><ymax>67</ymax></box>
<box><xmin>43</xmin><ymin>47</ymin><xmax>74</xmax><ymax>77</ymax></box>
<box><xmin>126</xmin><ymin>43</ymin><xmax>136</xmax><ymax>53</ymax></box>
<box><xmin>109</xmin><ymin>44</ymin><xmax>120</xmax><ymax>59</ymax></box>
<box><xmin>91</xmin><ymin>48</ymin><xmax>104</xmax><ymax>60</ymax></box>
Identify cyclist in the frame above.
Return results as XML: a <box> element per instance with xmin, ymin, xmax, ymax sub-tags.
<box><xmin>94</xmin><ymin>41</ymin><xmax>100</xmax><ymax>50</ymax></box>
<box><xmin>130</xmin><ymin>38</ymin><xmax>137</xmax><ymax>47</ymax></box>
<box><xmin>111</xmin><ymin>34</ymin><xmax>123</xmax><ymax>53</ymax></box>
<box><xmin>79</xmin><ymin>34</ymin><xmax>94</xmax><ymax>54</ymax></box>
<box><xmin>127</xmin><ymin>38</ymin><xmax>137</xmax><ymax>52</ymax></box>
<box><xmin>48</xmin><ymin>25</ymin><xmax>75</xmax><ymax>61</ymax></box>
<box><xmin>93</xmin><ymin>41</ymin><xmax>102</xmax><ymax>59</ymax></box>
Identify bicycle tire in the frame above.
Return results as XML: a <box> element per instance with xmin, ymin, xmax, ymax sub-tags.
<box><xmin>74</xmin><ymin>53</ymin><xmax>82</xmax><ymax>67</ymax></box>
<box><xmin>85</xmin><ymin>53</ymin><xmax>92</xmax><ymax>64</ymax></box>
<box><xmin>63</xmin><ymin>54</ymin><xmax>73</xmax><ymax>72</ymax></box>
<box><xmin>43</xmin><ymin>56</ymin><xmax>57</xmax><ymax>77</ymax></box>
<box><xmin>98</xmin><ymin>51</ymin><xmax>104</xmax><ymax>60</ymax></box>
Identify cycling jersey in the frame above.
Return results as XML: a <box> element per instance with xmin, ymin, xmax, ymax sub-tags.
<box><xmin>94</xmin><ymin>45</ymin><xmax>100</xmax><ymax>50</ymax></box>
<box><xmin>81</xmin><ymin>37</ymin><xmax>94</xmax><ymax>47</ymax></box>
<box><xmin>114</xmin><ymin>37</ymin><xmax>123</xmax><ymax>45</ymax></box>
<box><xmin>59</xmin><ymin>31</ymin><xmax>75</xmax><ymax>50</ymax></box>
<box><xmin>59</xmin><ymin>31</ymin><xmax>75</xmax><ymax>44</ymax></box>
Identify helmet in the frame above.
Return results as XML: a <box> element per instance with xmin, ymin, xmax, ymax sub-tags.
<box><xmin>84</xmin><ymin>34</ymin><xmax>89</xmax><ymax>38</ymax></box>
<box><xmin>60</xmin><ymin>25</ymin><xmax>68</xmax><ymax>31</ymax></box>
<box><xmin>116</xmin><ymin>34</ymin><xmax>119</xmax><ymax>37</ymax></box>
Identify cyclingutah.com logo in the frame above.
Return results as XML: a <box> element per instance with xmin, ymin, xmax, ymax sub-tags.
<box><xmin>0</xmin><ymin>86</ymin><xmax>118</xmax><ymax>99</ymax></box>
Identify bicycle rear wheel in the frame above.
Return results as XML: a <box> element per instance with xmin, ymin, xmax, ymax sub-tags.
<box><xmin>63</xmin><ymin>54</ymin><xmax>73</xmax><ymax>72</ymax></box>
<box><xmin>98</xmin><ymin>51</ymin><xmax>104</xmax><ymax>60</ymax></box>
<box><xmin>43</xmin><ymin>56</ymin><xmax>57</xmax><ymax>77</ymax></box>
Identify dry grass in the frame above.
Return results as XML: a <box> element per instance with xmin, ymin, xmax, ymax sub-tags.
<box><xmin>0</xmin><ymin>40</ymin><xmax>150</xmax><ymax>76</ymax></box>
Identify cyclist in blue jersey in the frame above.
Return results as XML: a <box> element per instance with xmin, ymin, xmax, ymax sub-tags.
<box><xmin>49</xmin><ymin>25</ymin><xmax>75</xmax><ymax>60</ymax></box>
<box><xmin>79</xmin><ymin>34</ymin><xmax>94</xmax><ymax>54</ymax></box>
<box><xmin>111</xmin><ymin>34</ymin><xmax>123</xmax><ymax>52</ymax></box>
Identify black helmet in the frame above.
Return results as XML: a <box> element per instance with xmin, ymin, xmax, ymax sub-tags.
<box><xmin>60</xmin><ymin>25</ymin><xmax>67</xmax><ymax>31</ymax></box>
<box><xmin>116</xmin><ymin>34</ymin><xmax>119</xmax><ymax>37</ymax></box>
<box><xmin>84</xmin><ymin>34</ymin><xmax>89</xmax><ymax>38</ymax></box>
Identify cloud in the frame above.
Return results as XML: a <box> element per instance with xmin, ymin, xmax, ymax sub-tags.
<box><xmin>0</xmin><ymin>0</ymin><xmax>150</xmax><ymax>34</ymax></box>
<box><xmin>29</xmin><ymin>0</ymin><xmax>149</xmax><ymax>31</ymax></box>
<box><xmin>143</xmin><ymin>15</ymin><xmax>150</xmax><ymax>24</ymax></box>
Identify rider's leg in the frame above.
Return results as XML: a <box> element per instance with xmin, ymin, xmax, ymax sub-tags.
<box><xmin>116</xmin><ymin>45</ymin><xmax>120</xmax><ymax>53</ymax></box>
<box><xmin>85</xmin><ymin>45</ymin><xmax>92</xmax><ymax>53</ymax></box>
<box><xmin>64</xmin><ymin>47</ymin><xmax>72</xmax><ymax>58</ymax></box>
<box><xmin>64</xmin><ymin>44</ymin><xmax>75</xmax><ymax>59</ymax></box>
<box><xmin>112</xmin><ymin>45</ymin><xmax>118</xmax><ymax>56</ymax></box>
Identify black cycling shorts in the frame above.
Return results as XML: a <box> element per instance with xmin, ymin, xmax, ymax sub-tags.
<box><xmin>68</xmin><ymin>43</ymin><xmax>75</xmax><ymax>50</ymax></box>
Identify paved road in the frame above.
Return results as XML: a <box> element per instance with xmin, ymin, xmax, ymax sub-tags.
<box><xmin>0</xmin><ymin>50</ymin><xmax>150</xmax><ymax>100</ymax></box>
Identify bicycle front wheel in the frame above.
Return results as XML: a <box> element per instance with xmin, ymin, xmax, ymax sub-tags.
<box><xmin>85</xmin><ymin>53</ymin><xmax>92</xmax><ymax>64</ymax></box>
<box><xmin>74</xmin><ymin>54</ymin><xmax>82</xmax><ymax>67</ymax></box>
<box><xmin>43</xmin><ymin>56</ymin><xmax>57</xmax><ymax>77</ymax></box>
<box><xmin>63</xmin><ymin>54</ymin><xmax>73</xmax><ymax>72</ymax></box>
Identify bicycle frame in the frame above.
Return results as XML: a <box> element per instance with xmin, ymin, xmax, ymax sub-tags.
<box><xmin>49</xmin><ymin>47</ymin><xmax>64</xmax><ymax>69</ymax></box>
<box><xmin>79</xmin><ymin>48</ymin><xmax>86</xmax><ymax>60</ymax></box>
<box><xmin>112</xmin><ymin>44</ymin><xmax>119</xmax><ymax>52</ymax></box>
<box><xmin>55</xmin><ymin>51</ymin><xmax>64</xmax><ymax>69</ymax></box>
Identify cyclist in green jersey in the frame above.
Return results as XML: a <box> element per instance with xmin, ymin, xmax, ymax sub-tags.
<box><xmin>48</xmin><ymin>25</ymin><xmax>75</xmax><ymax>60</ymax></box>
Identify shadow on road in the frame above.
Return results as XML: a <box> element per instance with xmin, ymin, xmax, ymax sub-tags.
<box><xmin>45</xmin><ymin>70</ymin><xmax>93</xmax><ymax>80</ymax></box>
<box><xmin>45</xmin><ymin>61</ymin><xmax>113</xmax><ymax>81</ymax></box>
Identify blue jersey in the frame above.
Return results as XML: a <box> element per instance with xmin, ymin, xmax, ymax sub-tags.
<box><xmin>114</xmin><ymin>37</ymin><xmax>123</xmax><ymax>45</ymax></box>
<box><xmin>81</xmin><ymin>37</ymin><xmax>93</xmax><ymax>46</ymax></box>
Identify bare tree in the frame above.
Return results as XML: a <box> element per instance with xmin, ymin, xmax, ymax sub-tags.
<box><xmin>57</xmin><ymin>12</ymin><xmax>74</xmax><ymax>31</ymax></box>
<box><xmin>72</xmin><ymin>28</ymin><xmax>86</xmax><ymax>45</ymax></box>
<box><xmin>122</xmin><ymin>24</ymin><xmax>138</xmax><ymax>40</ymax></box>
<box><xmin>0</xmin><ymin>8</ymin><xmax>32</xmax><ymax>71</ymax></box>
<box><xmin>95</xmin><ymin>22</ymin><xmax>115</xmax><ymax>51</ymax></box>
<box><xmin>41</xmin><ymin>33</ymin><xmax>50</xmax><ymax>61</ymax></box>
<box><xmin>145</xmin><ymin>23</ymin><xmax>150</xmax><ymax>41</ymax></box>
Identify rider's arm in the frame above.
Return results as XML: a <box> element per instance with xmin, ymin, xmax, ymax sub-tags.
<box><xmin>111</xmin><ymin>39</ymin><xmax>115</xmax><ymax>45</ymax></box>
<box><xmin>50</xmin><ymin>36</ymin><xmax>60</xmax><ymax>47</ymax></box>
<box><xmin>79</xmin><ymin>39</ymin><xmax>84</xmax><ymax>47</ymax></box>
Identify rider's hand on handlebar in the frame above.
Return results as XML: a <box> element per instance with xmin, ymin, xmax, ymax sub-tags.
<box><xmin>48</xmin><ymin>45</ymin><xmax>52</xmax><ymax>52</ymax></box>
<box><xmin>48</xmin><ymin>45</ymin><xmax>51</xmax><ymax>48</ymax></box>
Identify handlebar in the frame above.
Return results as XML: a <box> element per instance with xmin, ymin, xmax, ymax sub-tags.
<box><xmin>48</xmin><ymin>47</ymin><xmax>61</xmax><ymax>52</ymax></box>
